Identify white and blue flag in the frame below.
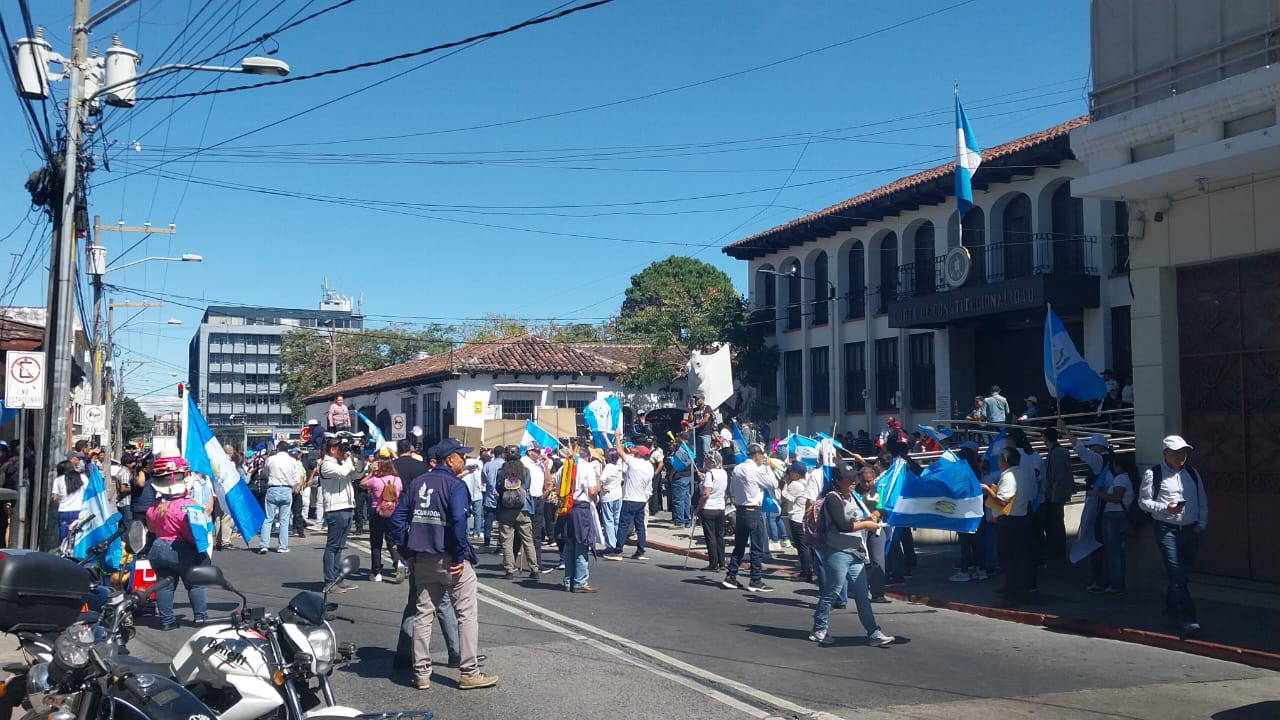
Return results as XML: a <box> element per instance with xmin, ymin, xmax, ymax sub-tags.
<box><xmin>583</xmin><ymin>395</ymin><xmax>622</xmax><ymax>449</ymax></box>
<box><xmin>357</xmin><ymin>410</ymin><xmax>384</xmax><ymax>448</ymax></box>
<box><xmin>1044</xmin><ymin>305</ymin><xmax>1107</xmax><ymax>401</ymax></box>
<box><xmin>521</xmin><ymin>420</ymin><xmax>558</xmax><ymax>451</ymax></box>
<box><xmin>875</xmin><ymin>457</ymin><xmax>908</xmax><ymax>511</ymax></box>
<box><xmin>788</xmin><ymin>432</ymin><xmax>820</xmax><ymax>467</ymax></box>
<box><xmin>184</xmin><ymin>394</ymin><xmax>265</xmax><ymax>543</ymax></box>
<box><xmin>955</xmin><ymin>93</ymin><xmax>982</xmax><ymax>215</ymax></box>
<box><xmin>669</xmin><ymin>441</ymin><xmax>696</xmax><ymax>472</ymax></box>
<box><xmin>731</xmin><ymin>421</ymin><xmax>748</xmax><ymax>465</ymax></box>
<box><xmin>812</xmin><ymin>431</ymin><xmax>844</xmax><ymax>450</ymax></box>
<box><xmin>886</xmin><ymin>452</ymin><xmax>983</xmax><ymax>533</ymax></box>
<box><xmin>73</xmin><ymin>463</ymin><xmax>122</xmax><ymax>570</ymax></box>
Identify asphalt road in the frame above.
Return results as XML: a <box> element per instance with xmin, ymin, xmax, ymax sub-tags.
<box><xmin>123</xmin><ymin>532</ymin><xmax>1280</xmax><ymax>720</ymax></box>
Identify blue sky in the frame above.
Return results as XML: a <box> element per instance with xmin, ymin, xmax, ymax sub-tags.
<box><xmin>2</xmin><ymin>0</ymin><xmax>1089</xmax><ymax>410</ymax></box>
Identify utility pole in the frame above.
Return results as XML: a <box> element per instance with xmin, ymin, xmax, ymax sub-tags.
<box><xmin>106</xmin><ymin>301</ymin><xmax>161</xmax><ymax>462</ymax></box>
<box><xmin>38</xmin><ymin>0</ymin><xmax>90</xmax><ymax>550</ymax></box>
<box><xmin>115</xmin><ymin>358</ymin><xmax>150</xmax><ymax>457</ymax></box>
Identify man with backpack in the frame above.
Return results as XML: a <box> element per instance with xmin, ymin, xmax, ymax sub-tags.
<box><xmin>1138</xmin><ymin>435</ymin><xmax>1209</xmax><ymax>637</ymax></box>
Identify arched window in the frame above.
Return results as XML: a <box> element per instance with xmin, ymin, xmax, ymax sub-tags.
<box><xmin>878</xmin><ymin>233</ymin><xmax>898</xmax><ymax>313</ymax></box>
<box><xmin>913</xmin><ymin>222</ymin><xmax>936</xmax><ymax>295</ymax></box>
<box><xmin>1002</xmin><ymin>193</ymin><xmax>1032</xmax><ymax>278</ymax></box>
<box><xmin>1051</xmin><ymin>182</ymin><xmax>1085</xmax><ymax>273</ymax></box>
<box><xmin>846</xmin><ymin>241</ymin><xmax>865</xmax><ymax>319</ymax></box>
<box><xmin>755</xmin><ymin>266</ymin><xmax>777</xmax><ymax>334</ymax></box>
<box><xmin>811</xmin><ymin>252</ymin><xmax>829</xmax><ymax>325</ymax></box>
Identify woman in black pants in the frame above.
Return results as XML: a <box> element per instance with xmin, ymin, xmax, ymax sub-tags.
<box><xmin>695</xmin><ymin>451</ymin><xmax>728</xmax><ymax>571</ymax></box>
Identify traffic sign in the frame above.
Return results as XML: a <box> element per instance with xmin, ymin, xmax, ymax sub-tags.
<box><xmin>391</xmin><ymin>413</ymin><xmax>407</xmax><ymax>440</ymax></box>
<box><xmin>4</xmin><ymin>351</ymin><xmax>46</xmax><ymax>409</ymax></box>
<box><xmin>83</xmin><ymin>404</ymin><xmax>106</xmax><ymax>433</ymax></box>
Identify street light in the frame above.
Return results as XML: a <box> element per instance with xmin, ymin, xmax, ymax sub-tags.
<box><xmin>106</xmin><ymin>254</ymin><xmax>202</xmax><ymax>272</ymax></box>
<box><xmin>761</xmin><ymin>263</ymin><xmax>840</xmax><ymax>428</ymax></box>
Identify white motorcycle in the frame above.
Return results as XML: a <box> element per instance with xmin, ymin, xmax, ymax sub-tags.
<box><xmin>170</xmin><ymin>556</ymin><xmax>418</xmax><ymax>720</ymax></box>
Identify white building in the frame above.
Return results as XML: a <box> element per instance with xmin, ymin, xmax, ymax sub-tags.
<box><xmin>723</xmin><ymin>118</ymin><xmax>1134</xmax><ymax>438</ymax></box>
<box><xmin>302</xmin><ymin>334</ymin><xmax>673</xmax><ymax>446</ymax></box>
<box><xmin>1070</xmin><ymin>0</ymin><xmax>1280</xmax><ymax>582</ymax></box>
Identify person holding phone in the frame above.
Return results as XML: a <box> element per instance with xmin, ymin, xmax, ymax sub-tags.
<box><xmin>1139</xmin><ymin>435</ymin><xmax>1209</xmax><ymax>637</ymax></box>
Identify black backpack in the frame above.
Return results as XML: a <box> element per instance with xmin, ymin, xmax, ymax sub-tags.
<box><xmin>1134</xmin><ymin>463</ymin><xmax>1201</xmax><ymax>528</ymax></box>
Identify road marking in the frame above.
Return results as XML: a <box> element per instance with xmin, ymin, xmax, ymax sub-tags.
<box><xmin>344</xmin><ymin>537</ymin><xmax>838</xmax><ymax>718</ymax></box>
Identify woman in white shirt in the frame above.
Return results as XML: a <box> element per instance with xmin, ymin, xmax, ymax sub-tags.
<box><xmin>780</xmin><ymin>461</ymin><xmax>815</xmax><ymax>583</ymax></box>
<box><xmin>52</xmin><ymin>455</ymin><xmax>87</xmax><ymax>541</ymax></box>
<box><xmin>694</xmin><ymin>451</ymin><xmax>729</xmax><ymax>572</ymax></box>
<box><xmin>1088</xmin><ymin>453</ymin><xmax>1134</xmax><ymax>594</ymax></box>
<box><xmin>598</xmin><ymin>449</ymin><xmax>625</xmax><ymax>553</ymax></box>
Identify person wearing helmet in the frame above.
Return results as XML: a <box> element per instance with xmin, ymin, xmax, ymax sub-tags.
<box><xmin>145</xmin><ymin>451</ymin><xmax>212</xmax><ymax>630</ymax></box>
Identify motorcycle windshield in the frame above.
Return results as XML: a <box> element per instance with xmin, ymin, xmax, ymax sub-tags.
<box><xmin>286</xmin><ymin>591</ymin><xmax>327</xmax><ymax>625</ymax></box>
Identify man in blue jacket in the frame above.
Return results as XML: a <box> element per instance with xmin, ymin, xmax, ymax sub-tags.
<box><xmin>391</xmin><ymin>438</ymin><xmax>498</xmax><ymax>691</ymax></box>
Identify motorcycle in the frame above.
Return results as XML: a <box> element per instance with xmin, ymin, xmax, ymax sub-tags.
<box><xmin>171</xmin><ymin>555</ymin><xmax>429</xmax><ymax>720</ymax></box>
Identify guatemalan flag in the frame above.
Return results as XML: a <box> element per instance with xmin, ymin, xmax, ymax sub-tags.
<box><xmin>731</xmin><ymin>421</ymin><xmax>748</xmax><ymax>465</ymax></box>
<box><xmin>583</xmin><ymin>395</ymin><xmax>622</xmax><ymax>449</ymax></box>
<box><xmin>875</xmin><ymin>457</ymin><xmax>908</xmax><ymax>511</ymax></box>
<box><xmin>955</xmin><ymin>93</ymin><xmax>982</xmax><ymax>215</ymax></box>
<box><xmin>357</xmin><ymin>410</ymin><xmax>384</xmax><ymax>447</ymax></box>
<box><xmin>886</xmin><ymin>452</ymin><xmax>984</xmax><ymax>533</ymax></box>
<box><xmin>788</xmin><ymin>432</ymin><xmax>820</xmax><ymax>467</ymax></box>
<box><xmin>184</xmin><ymin>395</ymin><xmax>265</xmax><ymax>543</ymax></box>
<box><xmin>73</xmin><ymin>463</ymin><xmax>123</xmax><ymax>570</ymax></box>
<box><xmin>1043</xmin><ymin>304</ymin><xmax>1107</xmax><ymax>401</ymax></box>
<box><xmin>521</xmin><ymin>420</ymin><xmax>558</xmax><ymax>451</ymax></box>
<box><xmin>669</xmin><ymin>441</ymin><xmax>696</xmax><ymax>472</ymax></box>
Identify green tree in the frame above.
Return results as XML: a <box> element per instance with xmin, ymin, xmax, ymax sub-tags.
<box><xmin>613</xmin><ymin>256</ymin><xmax>777</xmax><ymax>397</ymax></box>
<box><xmin>279</xmin><ymin>324</ymin><xmax>454</xmax><ymax>416</ymax></box>
<box><xmin>114</xmin><ymin>396</ymin><xmax>152</xmax><ymax>443</ymax></box>
<box><xmin>460</xmin><ymin>314</ymin><xmax>530</xmax><ymax>343</ymax></box>
<box><xmin>541</xmin><ymin>321</ymin><xmax>611</xmax><ymax>343</ymax></box>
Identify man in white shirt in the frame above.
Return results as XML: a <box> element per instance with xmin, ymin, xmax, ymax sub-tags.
<box><xmin>605</xmin><ymin>438</ymin><xmax>653</xmax><ymax>560</ymax></box>
<box><xmin>259</xmin><ymin>441</ymin><xmax>300</xmax><ymax>554</ymax></box>
<box><xmin>720</xmin><ymin>443</ymin><xmax>777</xmax><ymax>593</ymax></box>
<box><xmin>598</xmin><ymin>450</ymin><xmax>625</xmax><ymax>552</ymax></box>
<box><xmin>520</xmin><ymin>445</ymin><xmax>553</xmax><ymax>570</ymax></box>
<box><xmin>1138</xmin><ymin>435</ymin><xmax>1209</xmax><ymax>636</ymax></box>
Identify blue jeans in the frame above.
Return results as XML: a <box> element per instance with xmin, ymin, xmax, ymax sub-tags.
<box><xmin>149</xmin><ymin>538</ymin><xmax>209</xmax><ymax>625</ymax></box>
<box><xmin>812</xmin><ymin>548</ymin><xmax>880</xmax><ymax>637</ymax></box>
<box><xmin>812</xmin><ymin>545</ymin><xmax>848</xmax><ymax>604</ymax></box>
<box><xmin>561</xmin><ymin>536</ymin><xmax>590</xmax><ymax>588</ymax></box>
<box><xmin>1098</xmin><ymin>511</ymin><xmax>1128</xmax><ymax>591</ymax></box>
<box><xmin>259</xmin><ymin>486</ymin><xmax>293</xmax><ymax>550</ymax></box>
<box><xmin>600</xmin><ymin>499</ymin><xmax>622</xmax><ymax>550</ymax></box>
<box><xmin>765</xmin><ymin>512</ymin><xmax>786</xmax><ymax>542</ymax></box>
<box><xmin>324</xmin><ymin>509</ymin><xmax>354</xmax><ymax>585</ymax></box>
<box><xmin>1154</xmin><ymin>522</ymin><xmax>1199</xmax><ymax>623</ymax></box>
<box><xmin>670</xmin><ymin>475</ymin><xmax>692</xmax><ymax>526</ymax></box>
<box><xmin>726</xmin><ymin>507</ymin><xmax>767</xmax><ymax>583</ymax></box>
<box><xmin>471</xmin><ymin>499</ymin><xmax>484</xmax><ymax>536</ymax></box>
<box><xmin>696</xmin><ymin>434</ymin><xmax>712</xmax><ymax>466</ymax></box>
<box><xmin>615</xmin><ymin>500</ymin><xmax>647</xmax><ymax>554</ymax></box>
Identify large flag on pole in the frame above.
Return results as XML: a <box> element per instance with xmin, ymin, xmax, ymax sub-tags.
<box><xmin>955</xmin><ymin>91</ymin><xmax>982</xmax><ymax>215</ymax></box>
<box><xmin>583</xmin><ymin>395</ymin><xmax>622</xmax><ymax>449</ymax></box>
<box><xmin>1043</xmin><ymin>304</ymin><xmax>1107</xmax><ymax>401</ymax></box>
<box><xmin>787</xmin><ymin>432</ymin><xmax>820</xmax><ymax>467</ymax></box>
<box><xmin>73</xmin><ymin>463</ymin><xmax>123</xmax><ymax>569</ymax></box>
<box><xmin>184</xmin><ymin>394</ymin><xmax>265</xmax><ymax>543</ymax></box>
<box><xmin>886</xmin><ymin>452</ymin><xmax>983</xmax><ymax>533</ymax></box>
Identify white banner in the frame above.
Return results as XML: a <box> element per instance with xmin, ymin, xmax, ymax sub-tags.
<box><xmin>687</xmin><ymin>344</ymin><xmax>733</xmax><ymax>409</ymax></box>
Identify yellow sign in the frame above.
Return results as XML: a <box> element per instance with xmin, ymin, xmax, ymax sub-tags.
<box><xmin>474</xmin><ymin>400</ymin><xmax>483</xmax><ymax>415</ymax></box>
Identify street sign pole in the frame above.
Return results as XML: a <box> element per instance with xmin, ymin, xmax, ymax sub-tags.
<box><xmin>12</xmin><ymin>411</ymin><xmax>26</xmax><ymax>548</ymax></box>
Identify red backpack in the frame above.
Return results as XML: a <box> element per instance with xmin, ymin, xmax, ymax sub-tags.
<box><xmin>374</xmin><ymin>477</ymin><xmax>400</xmax><ymax>517</ymax></box>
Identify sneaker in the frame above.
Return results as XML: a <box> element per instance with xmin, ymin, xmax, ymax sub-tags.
<box><xmin>1181</xmin><ymin>622</ymin><xmax>1201</xmax><ymax>638</ymax></box>
<box><xmin>556</xmin><ymin>563</ymin><xmax>566</xmax><ymax>570</ymax></box>
<box><xmin>541</xmin><ymin>567</ymin><xmax>558</xmax><ymax>574</ymax></box>
<box><xmin>870</xmin><ymin>596</ymin><xmax>892</xmax><ymax>604</ymax></box>
<box><xmin>459</xmin><ymin>672</ymin><xmax>499</xmax><ymax>690</ymax></box>
<box><xmin>949</xmin><ymin>570</ymin><xmax>973</xmax><ymax>582</ymax></box>
<box><xmin>528</xmin><ymin>571</ymin><xmax>539</xmax><ymax>581</ymax></box>
<box><xmin>337</xmin><ymin>582</ymin><xmax>357</xmax><ymax>591</ymax></box>
<box><xmin>394</xmin><ymin>565</ymin><xmax>407</xmax><ymax>584</ymax></box>
<box><xmin>630</xmin><ymin>553</ymin><xmax>647</xmax><ymax>561</ymax></box>
<box><xmin>413</xmin><ymin>675</ymin><xmax>430</xmax><ymax>690</ymax></box>
<box><xmin>781</xmin><ymin>540</ymin><xmax>792</xmax><ymax>549</ymax></box>
<box><xmin>257</xmin><ymin>547</ymin><xmax>268</xmax><ymax>555</ymax></box>
<box><xmin>747</xmin><ymin>581</ymin><xmax>775</xmax><ymax>593</ymax></box>
<box><xmin>603</xmin><ymin>553</ymin><xmax>622</xmax><ymax>561</ymax></box>
<box><xmin>870</xmin><ymin>631</ymin><xmax>895</xmax><ymax>647</ymax></box>
<box><xmin>276</xmin><ymin>547</ymin><xmax>290</xmax><ymax>554</ymax></box>
<box><xmin>808</xmin><ymin>629</ymin><xmax>832</xmax><ymax>645</ymax></box>
<box><xmin>721</xmin><ymin>576</ymin><xmax>744</xmax><ymax>590</ymax></box>
<box><xmin>372</xmin><ymin>573</ymin><xmax>383</xmax><ymax>583</ymax></box>
<box><xmin>972</xmin><ymin>569</ymin><xmax>989</xmax><ymax>581</ymax></box>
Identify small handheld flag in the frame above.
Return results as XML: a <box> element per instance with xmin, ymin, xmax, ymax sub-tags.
<box><xmin>521</xmin><ymin>420</ymin><xmax>558</xmax><ymax>451</ymax></box>
<box><xmin>669</xmin><ymin>442</ymin><xmax>696</xmax><ymax>472</ymax></box>
<box><xmin>73</xmin><ymin>464</ymin><xmax>123</xmax><ymax>570</ymax></box>
<box><xmin>731</xmin><ymin>421</ymin><xmax>748</xmax><ymax>465</ymax></box>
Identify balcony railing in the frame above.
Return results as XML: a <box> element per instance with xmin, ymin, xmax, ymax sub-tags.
<box><xmin>895</xmin><ymin>235</ymin><xmax>1098</xmax><ymax>301</ymax></box>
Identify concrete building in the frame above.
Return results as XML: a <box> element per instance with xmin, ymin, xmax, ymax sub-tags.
<box><xmin>302</xmin><ymin>334</ymin><xmax>673</xmax><ymax>447</ymax></box>
<box><xmin>1071</xmin><ymin>0</ymin><xmax>1280</xmax><ymax>582</ymax></box>
<box><xmin>187</xmin><ymin>293</ymin><xmax>362</xmax><ymax>448</ymax></box>
<box><xmin>723</xmin><ymin>119</ymin><xmax>1133</xmax><ymax>438</ymax></box>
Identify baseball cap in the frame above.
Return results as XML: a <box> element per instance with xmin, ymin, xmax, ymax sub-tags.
<box><xmin>375</xmin><ymin>446</ymin><xmax>394</xmax><ymax>459</ymax></box>
<box><xmin>428</xmin><ymin>438</ymin><xmax>473</xmax><ymax>460</ymax></box>
<box><xmin>1163</xmin><ymin>435</ymin><xmax>1193</xmax><ymax>452</ymax></box>
<box><xmin>306</xmin><ymin>419</ymin><xmax>320</xmax><ymax>426</ymax></box>
<box><xmin>632</xmin><ymin>445</ymin><xmax>651</xmax><ymax>458</ymax></box>
<box><xmin>1085</xmin><ymin>433</ymin><xmax>1110</xmax><ymax>450</ymax></box>
<box><xmin>787</xmin><ymin>460</ymin><xmax>807</xmax><ymax>476</ymax></box>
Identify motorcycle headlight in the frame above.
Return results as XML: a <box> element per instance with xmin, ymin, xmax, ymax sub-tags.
<box><xmin>26</xmin><ymin>662</ymin><xmax>52</xmax><ymax>695</ymax></box>
<box><xmin>305</xmin><ymin>627</ymin><xmax>336</xmax><ymax>672</ymax></box>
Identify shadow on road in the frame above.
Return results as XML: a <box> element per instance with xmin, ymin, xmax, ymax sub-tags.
<box><xmin>1212</xmin><ymin>702</ymin><xmax>1280</xmax><ymax>719</ymax></box>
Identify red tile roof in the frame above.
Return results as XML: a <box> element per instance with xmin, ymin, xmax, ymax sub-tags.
<box><xmin>303</xmin><ymin>334</ymin><xmax>648</xmax><ymax>403</ymax></box>
<box><xmin>722</xmin><ymin>116</ymin><xmax>1089</xmax><ymax>260</ymax></box>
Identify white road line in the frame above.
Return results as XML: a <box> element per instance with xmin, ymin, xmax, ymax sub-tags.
<box><xmin>344</xmin><ymin>537</ymin><xmax>837</xmax><ymax>719</ymax></box>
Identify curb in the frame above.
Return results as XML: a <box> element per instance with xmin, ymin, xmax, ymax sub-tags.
<box><xmin>643</xmin><ymin>539</ymin><xmax>1280</xmax><ymax>673</ymax></box>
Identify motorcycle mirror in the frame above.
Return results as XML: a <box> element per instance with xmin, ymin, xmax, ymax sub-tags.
<box><xmin>338</xmin><ymin>554</ymin><xmax>361</xmax><ymax>579</ymax></box>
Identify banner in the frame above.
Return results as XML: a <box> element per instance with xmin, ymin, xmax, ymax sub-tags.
<box><xmin>687</xmin><ymin>343</ymin><xmax>733</xmax><ymax>409</ymax></box>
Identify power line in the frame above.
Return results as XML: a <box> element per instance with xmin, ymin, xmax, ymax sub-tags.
<box><xmin>131</xmin><ymin>0</ymin><xmax>621</xmax><ymax>102</ymax></box>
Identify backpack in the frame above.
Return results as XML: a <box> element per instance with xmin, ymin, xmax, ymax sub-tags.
<box><xmin>501</xmin><ymin>476</ymin><xmax>529</xmax><ymax>510</ymax></box>
<box><xmin>802</xmin><ymin>494</ymin><xmax>828</xmax><ymax>547</ymax></box>
<box><xmin>1138</xmin><ymin>464</ymin><xmax>1202</xmax><ymax>527</ymax></box>
<box><xmin>374</xmin><ymin>478</ymin><xmax>400</xmax><ymax>518</ymax></box>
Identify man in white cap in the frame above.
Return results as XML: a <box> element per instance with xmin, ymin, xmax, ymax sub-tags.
<box><xmin>1138</xmin><ymin>435</ymin><xmax>1208</xmax><ymax>637</ymax></box>
<box><xmin>1072</xmin><ymin>432</ymin><xmax>1111</xmax><ymax>484</ymax></box>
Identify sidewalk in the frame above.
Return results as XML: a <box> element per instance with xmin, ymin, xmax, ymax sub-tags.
<box><xmin>636</xmin><ymin>517</ymin><xmax>1280</xmax><ymax>672</ymax></box>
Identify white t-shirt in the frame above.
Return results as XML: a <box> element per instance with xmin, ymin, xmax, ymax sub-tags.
<box><xmin>521</xmin><ymin>455</ymin><xmax>549</xmax><ymax>497</ymax></box>
<box><xmin>462</xmin><ymin>461</ymin><xmax>484</xmax><ymax>502</ymax></box>
<box><xmin>621</xmin><ymin>456</ymin><xmax>654</xmax><ymax>503</ymax></box>
<box><xmin>599</xmin><ymin>461</ymin><xmax>624</xmax><ymax>503</ymax></box>
<box><xmin>1104</xmin><ymin>472</ymin><xmax>1134</xmax><ymax>513</ymax></box>
<box><xmin>52</xmin><ymin>473</ymin><xmax>87</xmax><ymax>513</ymax></box>
<box><xmin>781</xmin><ymin>478</ymin><xmax>808</xmax><ymax>522</ymax></box>
<box><xmin>700</xmin><ymin>468</ymin><xmax>728</xmax><ymax>511</ymax></box>
<box><xmin>574</xmin><ymin>459</ymin><xmax>599</xmax><ymax>502</ymax></box>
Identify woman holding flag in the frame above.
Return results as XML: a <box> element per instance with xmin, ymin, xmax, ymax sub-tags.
<box><xmin>145</xmin><ymin>451</ymin><xmax>212</xmax><ymax>630</ymax></box>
